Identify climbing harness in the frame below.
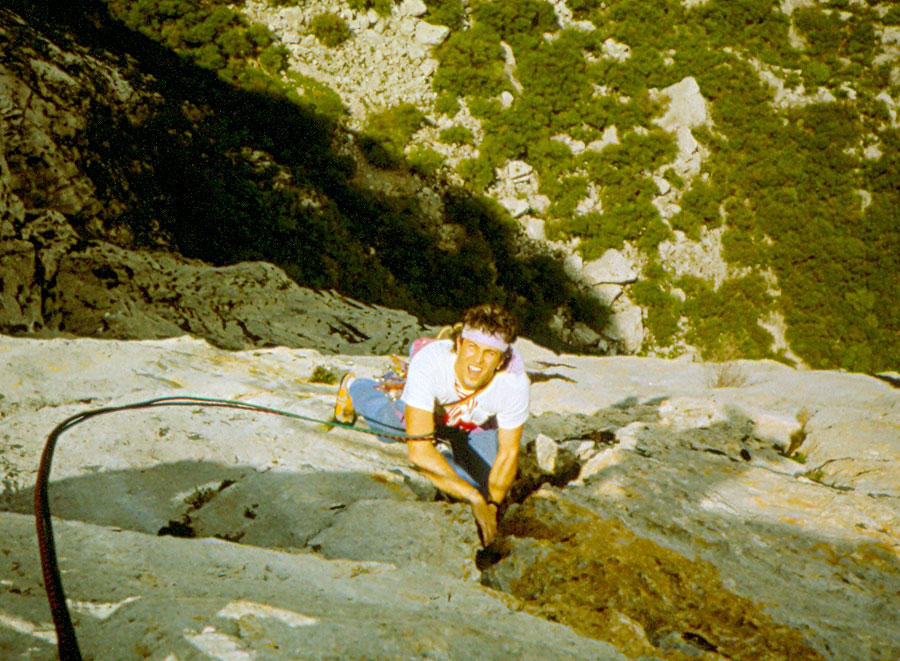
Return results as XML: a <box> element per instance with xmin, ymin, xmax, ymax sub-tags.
<box><xmin>34</xmin><ymin>394</ymin><xmax>434</xmax><ymax>660</ymax></box>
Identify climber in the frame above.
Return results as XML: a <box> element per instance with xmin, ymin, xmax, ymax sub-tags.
<box><xmin>333</xmin><ymin>303</ymin><xmax>530</xmax><ymax>546</ymax></box>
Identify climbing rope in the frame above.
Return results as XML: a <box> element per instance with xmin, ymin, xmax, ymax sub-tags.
<box><xmin>34</xmin><ymin>394</ymin><xmax>432</xmax><ymax>660</ymax></box>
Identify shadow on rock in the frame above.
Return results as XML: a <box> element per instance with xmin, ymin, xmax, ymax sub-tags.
<box><xmin>5</xmin><ymin>460</ymin><xmax>483</xmax><ymax>577</ymax></box>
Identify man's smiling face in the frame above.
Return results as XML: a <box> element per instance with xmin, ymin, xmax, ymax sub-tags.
<box><xmin>454</xmin><ymin>336</ymin><xmax>504</xmax><ymax>391</ymax></box>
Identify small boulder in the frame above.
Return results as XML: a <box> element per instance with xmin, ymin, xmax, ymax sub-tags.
<box><xmin>415</xmin><ymin>22</ymin><xmax>450</xmax><ymax>45</ymax></box>
<box><xmin>534</xmin><ymin>433</ymin><xmax>559</xmax><ymax>474</ymax></box>
<box><xmin>653</xmin><ymin>76</ymin><xmax>710</xmax><ymax>133</ymax></box>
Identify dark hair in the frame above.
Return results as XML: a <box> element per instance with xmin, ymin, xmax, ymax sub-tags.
<box><xmin>461</xmin><ymin>303</ymin><xmax>519</xmax><ymax>344</ymax></box>
<box><xmin>447</xmin><ymin>303</ymin><xmax>519</xmax><ymax>367</ymax></box>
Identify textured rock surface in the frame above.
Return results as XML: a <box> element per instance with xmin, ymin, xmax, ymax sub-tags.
<box><xmin>0</xmin><ymin>214</ymin><xmax>427</xmax><ymax>353</ymax></box>
<box><xmin>49</xmin><ymin>240</ymin><xmax>428</xmax><ymax>354</ymax></box>
<box><xmin>240</xmin><ymin>0</ymin><xmax>441</xmax><ymax>130</ymax></box>
<box><xmin>2</xmin><ymin>335</ymin><xmax>898</xmax><ymax>659</ymax></box>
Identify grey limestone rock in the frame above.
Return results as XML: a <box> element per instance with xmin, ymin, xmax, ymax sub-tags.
<box><xmin>2</xmin><ymin>336</ymin><xmax>899</xmax><ymax>659</ymax></box>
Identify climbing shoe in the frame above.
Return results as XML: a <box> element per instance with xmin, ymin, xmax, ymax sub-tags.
<box><xmin>333</xmin><ymin>372</ymin><xmax>357</xmax><ymax>425</ymax></box>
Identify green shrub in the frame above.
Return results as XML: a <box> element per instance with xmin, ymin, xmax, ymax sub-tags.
<box><xmin>528</xmin><ymin>138</ymin><xmax>576</xmax><ymax>193</ymax></box>
<box><xmin>637</xmin><ymin>215</ymin><xmax>673</xmax><ymax>252</ymax></box>
<box><xmin>259</xmin><ymin>43</ymin><xmax>289</xmax><ymax>72</ymax></box>
<box><xmin>513</xmin><ymin>31</ymin><xmax>593</xmax><ymax>132</ymax></box>
<box><xmin>567</xmin><ymin>0</ymin><xmax>604</xmax><ymax>20</ymax></box>
<box><xmin>246</xmin><ymin>23</ymin><xmax>273</xmax><ymax>47</ymax></box>
<box><xmin>457</xmin><ymin>156</ymin><xmax>495</xmax><ymax>192</ymax></box>
<box><xmin>358</xmin><ymin>136</ymin><xmax>395</xmax><ymax>168</ymax></box>
<box><xmin>284</xmin><ymin>72</ymin><xmax>348</xmax><ymax>118</ymax></box>
<box><xmin>433</xmin><ymin>23</ymin><xmax>508</xmax><ymax>98</ymax></box>
<box><xmin>310</xmin><ymin>366</ymin><xmax>338</xmax><ymax>384</ymax></box>
<box><xmin>218</xmin><ymin>27</ymin><xmax>252</xmax><ymax>57</ymax></box>
<box><xmin>106</xmin><ymin>0</ymin><xmax>288</xmax><ymax>81</ymax></box>
<box><xmin>564</xmin><ymin>208</ymin><xmax>639</xmax><ymax>258</ymax></box>
<box><xmin>424</xmin><ymin>0</ymin><xmax>465</xmax><ymax>28</ymax></box>
<box><xmin>690</xmin><ymin>0</ymin><xmax>793</xmax><ymax>63</ymax></box>
<box><xmin>434</xmin><ymin>93</ymin><xmax>460</xmax><ymax>116</ymax></box>
<box><xmin>347</xmin><ymin>0</ymin><xmax>395</xmax><ymax>17</ymax></box>
<box><xmin>547</xmin><ymin>176</ymin><xmax>588</xmax><ymax>218</ymax></box>
<box><xmin>679</xmin><ymin>274</ymin><xmax>775</xmax><ymax>360</ymax></box>
<box><xmin>439</xmin><ymin>125</ymin><xmax>476</xmax><ymax>145</ymax></box>
<box><xmin>670</xmin><ymin>179</ymin><xmax>724</xmax><ymax>239</ymax></box>
<box><xmin>407</xmin><ymin>145</ymin><xmax>445</xmax><ymax>176</ymax></box>
<box><xmin>360</xmin><ymin>103</ymin><xmax>426</xmax><ymax>168</ymax></box>
<box><xmin>608</xmin><ymin>0</ymin><xmax>684</xmax><ymax>46</ymax></box>
<box><xmin>467</xmin><ymin>96</ymin><xmax>503</xmax><ymax>119</ymax></box>
<box><xmin>662</xmin><ymin>168</ymin><xmax>684</xmax><ymax>189</ymax></box>
<box><xmin>794</xmin><ymin>6</ymin><xmax>875</xmax><ymax>63</ymax></box>
<box><xmin>721</xmin><ymin>227</ymin><xmax>764</xmax><ymax>267</ymax></box>
<box><xmin>473</xmin><ymin>0</ymin><xmax>558</xmax><ymax>50</ymax></box>
<box><xmin>632</xmin><ymin>278</ymin><xmax>682</xmax><ymax>346</ymax></box>
<box><xmin>310</xmin><ymin>12</ymin><xmax>352</xmax><ymax>47</ymax></box>
<box><xmin>194</xmin><ymin>42</ymin><xmax>226</xmax><ymax>70</ymax></box>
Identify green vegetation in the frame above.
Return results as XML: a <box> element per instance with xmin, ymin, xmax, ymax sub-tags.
<box><xmin>407</xmin><ymin>144</ymin><xmax>445</xmax><ymax>176</ymax></box>
<box><xmin>310</xmin><ymin>12</ymin><xmax>351</xmax><ymax>48</ymax></box>
<box><xmin>678</xmin><ymin>274</ymin><xmax>775</xmax><ymax>361</ymax></box>
<box><xmin>284</xmin><ymin>71</ymin><xmax>348</xmax><ymax>118</ymax></box>
<box><xmin>103</xmin><ymin>0</ymin><xmax>340</xmax><ymax>111</ymax></box>
<box><xmin>456</xmin><ymin>156</ymin><xmax>495</xmax><ymax>192</ymax></box>
<box><xmin>423</xmin><ymin>0</ymin><xmax>465</xmax><ymax>29</ymax></box>
<box><xmin>803</xmin><ymin>467</ymin><xmax>825</xmax><ymax>483</ymax></box>
<box><xmin>310</xmin><ymin>366</ymin><xmax>338</xmax><ymax>384</ymax></box>
<box><xmin>794</xmin><ymin>6</ymin><xmax>875</xmax><ymax>62</ymax></box>
<box><xmin>423</xmin><ymin>0</ymin><xmax>898</xmax><ymax>370</ymax></box>
<box><xmin>107</xmin><ymin>0</ymin><xmax>278</xmax><ymax>87</ymax></box>
<box><xmin>669</xmin><ymin>179</ymin><xmax>724</xmax><ymax>239</ymax></box>
<box><xmin>434</xmin><ymin>92</ymin><xmax>461</xmax><ymax>116</ymax></box>
<box><xmin>632</xmin><ymin>273</ymin><xmax>682</xmax><ymax>347</ymax></box>
<box><xmin>360</xmin><ymin>103</ymin><xmax>426</xmax><ymax>168</ymax></box>
<box><xmin>433</xmin><ymin>23</ymin><xmax>509</xmax><ymax>98</ymax></box>
<box><xmin>472</xmin><ymin>0</ymin><xmax>557</xmax><ymax>51</ymax></box>
<box><xmin>347</xmin><ymin>0</ymin><xmax>396</xmax><ymax>17</ymax></box>
<box><xmin>56</xmin><ymin>0</ymin><xmax>900</xmax><ymax>368</ymax></box>
<box><xmin>439</xmin><ymin>125</ymin><xmax>476</xmax><ymax>145</ymax></box>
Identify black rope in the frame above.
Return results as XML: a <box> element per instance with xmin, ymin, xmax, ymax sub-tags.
<box><xmin>34</xmin><ymin>395</ymin><xmax>431</xmax><ymax>659</ymax></box>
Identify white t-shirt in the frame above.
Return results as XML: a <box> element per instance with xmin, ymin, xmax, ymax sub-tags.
<box><xmin>401</xmin><ymin>339</ymin><xmax>530</xmax><ymax>430</ymax></box>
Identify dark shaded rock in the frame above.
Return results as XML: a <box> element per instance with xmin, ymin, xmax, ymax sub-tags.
<box><xmin>42</xmin><ymin>240</ymin><xmax>427</xmax><ymax>353</ymax></box>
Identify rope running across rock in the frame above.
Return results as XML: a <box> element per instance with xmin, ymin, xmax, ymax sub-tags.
<box><xmin>34</xmin><ymin>394</ymin><xmax>432</xmax><ymax>660</ymax></box>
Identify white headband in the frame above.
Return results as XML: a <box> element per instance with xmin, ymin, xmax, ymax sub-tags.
<box><xmin>461</xmin><ymin>326</ymin><xmax>509</xmax><ymax>352</ymax></box>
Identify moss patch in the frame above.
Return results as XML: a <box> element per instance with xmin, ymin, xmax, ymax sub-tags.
<box><xmin>494</xmin><ymin>493</ymin><xmax>823</xmax><ymax>660</ymax></box>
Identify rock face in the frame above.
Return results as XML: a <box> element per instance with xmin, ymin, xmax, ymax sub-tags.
<box><xmin>240</xmin><ymin>0</ymin><xmax>443</xmax><ymax>130</ymax></box>
<box><xmin>2</xmin><ymin>335</ymin><xmax>898</xmax><ymax>659</ymax></box>
<box><xmin>0</xmin><ymin>208</ymin><xmax>426</xmax><ymax>353</ymax></box>
<box><xmin>51</xmin><ymin>239</ymin><xmax>428</xmax><ymax>354</ymax></box>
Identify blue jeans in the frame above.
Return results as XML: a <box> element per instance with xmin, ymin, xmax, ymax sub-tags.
<box><xmin>349</xmin><ymin>378</ymin><xmax>498</xmax><ymax>497</ymax></box>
